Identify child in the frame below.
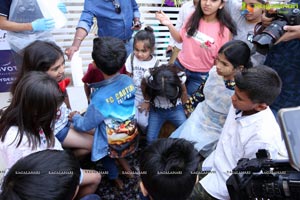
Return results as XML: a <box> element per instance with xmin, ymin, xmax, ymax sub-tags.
<box><xmin>139</xmin><ymin>138</ymin><xmax>200</xmax><ymax>200</ymax></box>
<box><xmin>0</xmin><ymin>150</ymin><xmax>99</xmax><ymax>200</ymax></box>
<box><xmin>82</xmin><ymin>62</ymin><xmax>127</xmax><ymax>104</ymax></box>
<box><xmin>156</xmin><ymin>0</ymin><xmax>237</xmax><ymax>95</ymax></box>
<box><xmin>190</xmin><ymin>65</ymin><xmax>287</xmax><ymax>199</ymax></box>
<box><xmin>142</xmin><ymin>64</ymin><xmax>188</xmax><ymax>144</ymax></box>
<box><xmin>125</xmin><ymin>26</ymin><xmax>159</xmax><ymax>133</ymax></box>
<box><xmin>11</xmin><ymin>40</ymin><xmax>93</xmax><ymax>158</ymax></box>
<box><xmin>227</xmin><ymin>0</ymin><xmax>265</xmax><ymax>65</ymax></box>
<box><xmin>0</xmin><ymin>72</ymin><xmax>101</xmax><ymax>199</ymax></box>
<box><xmin>0</xmin><ymin>72</ymin><xmax>64</xmax><ymax>169</ymax></box>
<box><xmin>171</xmin><ymin>40</ymin><xmax>253</xmax><ymax>158</ymax></box>
<box><xmin>69</xmin><ymin>36</ymin><xmax>137</xmax><ymax>190</ymax></box>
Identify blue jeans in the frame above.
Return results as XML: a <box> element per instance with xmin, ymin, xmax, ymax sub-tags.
<box><xmin>174</xmin><ymin>59</ymin><xmax>208</xmax><ymax>96</ymax></box>
<box><xmin>101</xmin><ymin>156</ymin><xmax>119</xmax><ymax>180</ymax></box>
<box><xmin>147</xmin><ymin>105</ymin><xmax>186</xmax><ymax>144</ymax></box>
<box><xmin>124</xmin><ymin>38</ymin><xmax>133</xmax><ymax>57</ymax></box>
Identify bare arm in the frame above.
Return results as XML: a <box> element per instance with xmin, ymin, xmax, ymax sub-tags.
<box><xmin>0</xmin><ymin>16</ymin><xmax>33</xmax><ymax>31</ymax></box>
<box><xmin>65</xmin><ymin>28</ymin><xmax>88</xmax><ymax>60</ymax></box>
<box><xmin>155</xmin><ymin>11</ymin><xmax>183</xmax><ymax>43</ymax></box>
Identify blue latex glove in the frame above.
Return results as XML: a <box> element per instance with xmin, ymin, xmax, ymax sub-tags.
<box><xmin>31</xmin><ymin>18</ymin><xmax>55</xmax><ymax>32</ymax></box>
<box><xmin>57</xmin><ymin>2</ymin><xmax>67</xmax><ymax>14</ymax></box>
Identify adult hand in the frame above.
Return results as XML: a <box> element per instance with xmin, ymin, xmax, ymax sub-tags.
<box><xmin>276</xmin><ymin>25</ymin><xmax>300</xmax><ymax>44</ymax></box>
<box><xmin>65</xmin><ymin>46</ymin><xmax>79</xmax><ymax>60</ymax></box>
<box><xmin>31</xmin><ymin>18</ymin><xmax>55</xmax><ymax>32</ymax></box>
<box><xmin>131</xmin><ymin>21</ymin><xmax>142</xmax><ymax>30</ymax></box>
<box><xmin>155</xmin><ymin>11</ymin><xmax>172</xmax><ymax>26</ymax></box>
<box><xmin>57</xmin><ymin>2</ymin><xmax>67</xmax><ymax>14</ymax></box>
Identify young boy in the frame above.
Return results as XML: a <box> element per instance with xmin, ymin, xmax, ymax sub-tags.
<box><xmin>139</xmin><ymin>138</ymin><xmax>200</xmax><ymax>200</ymax></box>
<box><xmin>70</xmin><ymin>37</ymin><xmax>137</xmax><ymax>189</ymax></box>
<box><xmin>189</xmin><ymin>65</ymin><xmax>287</xmax><ymax>199</ymax></box>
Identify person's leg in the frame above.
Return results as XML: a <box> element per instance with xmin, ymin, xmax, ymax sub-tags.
<box><xmin>62</xmin><ymin>128</ymin><xmax>94</xmax><ymax>158</ymax></box>
<box><xmin>147</xmin><ymin>108</ymin><xmax>165</xmax><ymax>144</ymax></box>
<box><xmin>101</xmin><ymin>156</ymin><xmax>124</xmax><ymax>189</ymax></box>
<box><xmin>76</xmin><ymin>169</ymin><xmax>101</xmax><ymax>200</ymax></box>
<box><xmin>186</xmin><ymin>71</ymin><xmax>208</xmax><ymax>96</ymax></box>
<box><xmin>168</xmin><ymin>105</ymin><xmax>187</xmax><ymax>128</ymax></box>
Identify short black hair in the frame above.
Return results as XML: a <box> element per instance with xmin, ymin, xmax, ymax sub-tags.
<box><xmin>92</xmin><ymin>36</ymin><xmax>126</xmax><ymax>75</ymax></box>
<box><xmin>234</xmin><ymin>65</ymin><xmax>282</xmax><ymax>105</ymax></box>
<box><xmin>139</xmin><ymin>138</ymin><xmax>200</xmax><ymax>200</ymax></box>
<box><xmin>0</xmin><ymin>150</ymin><xmax>80</xmax><ymax>200</ymax></box>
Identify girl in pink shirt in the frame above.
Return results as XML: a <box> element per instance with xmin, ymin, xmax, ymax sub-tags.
<box><xmin>156</xmin><ymin>0</ymin><xmax>236</xmax><ymax>95</ymax></box>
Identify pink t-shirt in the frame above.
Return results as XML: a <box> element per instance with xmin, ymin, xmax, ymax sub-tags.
<box><xmin>178</xmin><ymin>19</ymin><xmax>231</xmax><ymax>72</ymax></box>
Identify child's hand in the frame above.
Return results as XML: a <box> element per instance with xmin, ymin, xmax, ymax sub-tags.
<box><xmin>138</xmin><ymin>102</ymin><xmax>150</xmax><ymax>116</ymax></box>
<box><xmin>155</xmin><ymin>11</ymin><xmax>172</xmax><ymax>26</ymax></box>
<box><xmin>68</xmin><ymin>111</ymin><xmax>80</xmax><ymax>121</ymax></box>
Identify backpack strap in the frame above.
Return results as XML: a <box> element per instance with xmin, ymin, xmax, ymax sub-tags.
<box><xmin>130</xmin><ymin>53</ymin><xmax>134</xmax><ymax>76</ymax></box>
<box><xmin>153</xmin><ymin>59</ymin><xmax>159</xmax><ymax>68</ymax></box>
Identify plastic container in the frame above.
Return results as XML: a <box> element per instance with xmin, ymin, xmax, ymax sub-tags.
<box><xmin>36</xmin><ymin>0</ymin><xmax>67</xmax><ymax>29</ymax></box>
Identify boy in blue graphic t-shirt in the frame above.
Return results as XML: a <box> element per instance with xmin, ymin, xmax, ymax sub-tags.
<box><xmin>70</xmin><ymin>36</ymin><xmax>137</xmax><ymax>189</ymax></box>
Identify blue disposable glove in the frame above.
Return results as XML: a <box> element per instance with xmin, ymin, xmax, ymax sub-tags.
<box><xmin>31</xmin><ymin>18</ymin><xmax>55</xmax><ymax>32</ymax></box>
<box><xmin>57</xmin><ymin>2</ymin><xmax>67</xmax><ymax>14</ymax></box>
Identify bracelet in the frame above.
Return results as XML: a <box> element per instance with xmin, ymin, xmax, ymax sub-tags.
<box><xmin>75</xmin><ymin>37</ymin><xmax>83</xmax><ymax>41</ymax></box>
<box><xmin>144</xmin><ymin>99</ymin><xmax>150</xmax><ymax>103</ymax></box>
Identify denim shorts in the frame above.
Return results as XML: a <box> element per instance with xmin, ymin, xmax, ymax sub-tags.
<box><xmin>55</xmin><ymin>122</ymin><xmax>71</xmax><ymax>143</ymax></box>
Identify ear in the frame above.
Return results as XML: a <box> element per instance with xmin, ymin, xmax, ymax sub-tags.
<box><xmin>140</xmin><ymin>181</ymin><xmax>149</xmax><ymax>197</ymax></box>
<box><xmin>238</xmin><ymin>65</ymin><xmax>244</xmax><ymax>71</ymax></box>
<box><xmin>254</xmin><ymin>103</ymin><xmax>268</xmax><ymax>112</ymax></box>
<box><xmin>219</xmin><ymin>2</ymin><xmax>225</xmax><ymax>9</ymax></box>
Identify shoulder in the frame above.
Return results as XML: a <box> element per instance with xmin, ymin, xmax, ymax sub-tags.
<box><xmin>1</xmin><ymin>126</ymin><xmax>20</xmax><ymax>145</ymax></box>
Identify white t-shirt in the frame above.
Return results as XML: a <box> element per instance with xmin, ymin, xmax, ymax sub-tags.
<box><xmin>0</xmin><ymin>126</ymin><xmax>63</xmax><ymax>169</ymax></box>
<box><xmin>125</xmin><ymin>54</ymin><xmax>159</xmax><ymax>102</ymax></box>
<box><xmin>200</xmin><ymin>105</ymin><xmax>287</xmax><ymax>199</ymax></box>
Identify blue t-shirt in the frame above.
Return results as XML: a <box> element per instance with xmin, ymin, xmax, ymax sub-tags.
<box><xmin>72</xmin><ymin>74</ymin><xmax>136</xmax><ymax>161</ymax></box>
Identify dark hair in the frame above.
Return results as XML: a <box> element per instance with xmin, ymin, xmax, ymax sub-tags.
<box><xmin>139</xmin><ymin>138</ymin><xmax>200</xmax><ymax>200</ymax></box>
<box><xmin>185</xmin><ymin>0</ymin><xmax>237</xmax><ymax>37</ymax></box>
<box><xmin>0</xmin><ymin>150</ymin><xmax>80</xmax><ymax>200</ymax></box>
<box><xmin>92</xmin><ymin>36</ymin><xmax>126</xmax><ymax>75</ymax></box>
<box><xmin>133</xmin><ymin>26</ymin><xmax>156</xmax><ymax>52</ymax></box>
<box><xmin>0</xmin><ymin>72</ymin><xmax>65</xmax><ymax>149</ymax></box>
<box><xmin>11</xmin><ymin>40</ymin><xmax>64</xmax><ymax>94</ymax></box>
<box><xmin>218</xmin><ymin>40</ymin><xmax>252</xmax><ymax>69</ymax></box>
<box><xmin>234</xmin><ymin>65</ymin><xmax>282</xmax><ymax>105</ymax></box>
<box><xmin>144</xmin><ymin>64</ymin><xmax>184</xmax><ymax>106</ymax></box>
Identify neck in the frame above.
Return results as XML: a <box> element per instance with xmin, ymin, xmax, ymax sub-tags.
<box><xmin>103</xmin><ymin>72</ymin><xmax>119</xmax><ymax>80</ymax></box>
<box><xmin>242</xmin><ymin>109</ymin><xmax>259</xmax><ymax>116</ymax></box>
<box><xmin>203</xmin><ymin>14</ymin><xmax>218</xmax><ymax>23</ymax></box>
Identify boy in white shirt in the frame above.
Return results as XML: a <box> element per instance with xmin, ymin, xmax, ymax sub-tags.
<box><xmin>189</xmin><ymin>65</ymin><xmax>287</xmax><ymax>200</ymax></box>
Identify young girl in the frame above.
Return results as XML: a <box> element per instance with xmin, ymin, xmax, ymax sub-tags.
<box><xmin>170</xmin><ymin>40</ymin><xmax>253</xmax><ymax>158</ymax></box>
<box><xmin>125</xmin><ymin>26</ymin><xmax>159</xmax><ymax>133</ymax></box>
<box><xmin>11</xmin><ymin>40</ymin><xmax>93</xmax><ymax>158</ymax></box>
<box><xmin>0</xmin><ymin>72</ymin><xmax>101</xmax><ymax>199</ymax></box>
<box><xmin>142</xmin><ymin>64</ymin><xmax>188</xmax><ymax>144</ymax></box>
<box><xmin>0</xmin><ymin>72</ymin><xmax>64</xmax><ymax>168</ymax></box>
<box><xmin>156</xmin><ymin>0</ymin><xmax>237</xmax><ymax>95</ymax></box>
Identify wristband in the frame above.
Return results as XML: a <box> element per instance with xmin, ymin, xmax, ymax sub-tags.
<box><xmin>144</xmin><ymin>99</ymin><xmax>150</xmax><ymax>103</ymax></box>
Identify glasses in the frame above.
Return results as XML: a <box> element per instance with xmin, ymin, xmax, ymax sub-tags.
<box><xmin>112</xmin><ymin>0</ymin><xmax>121</xmax><ymax>14</ymax></box>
